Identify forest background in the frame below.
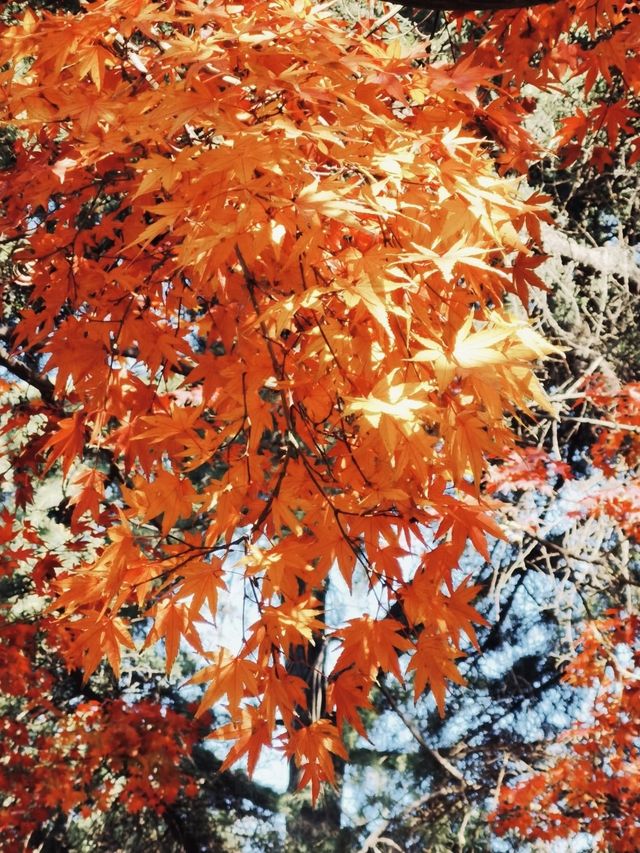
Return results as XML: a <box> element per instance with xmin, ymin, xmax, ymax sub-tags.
<box><xmin>0</xmin><ymin>0</ymin><xmax>638</xmax><ymax>851</ymax></box>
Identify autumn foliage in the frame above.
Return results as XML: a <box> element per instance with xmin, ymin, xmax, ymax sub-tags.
<box><xmin>0</xmin><ymin>0</ymin><xmax>639</xmax><ymax>840</ymax></box>
<box><xmin>0</xmin><ymin>505</ymin><xmax>207</xmax><ymax>847</ymax></box>
<box><xmin>494</xmin><ymin>615</ymin><xmax>640</xmax><ymax>851</ymax></box>
<box><xmin>1</xmin><ymin>631</ymin><xmax>204</xmax><ymax>846</ymax></box>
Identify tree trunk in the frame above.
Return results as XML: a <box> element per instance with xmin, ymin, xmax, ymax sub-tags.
<box><xmin>284</xmin><ymin>583</ymin><xmax>351</xmax><ymax>850</ymax></box>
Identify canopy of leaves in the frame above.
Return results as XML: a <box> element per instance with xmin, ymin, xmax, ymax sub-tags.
<box><xmin>0</xmin><ymin>0</ymin><xmax>639</xmax><ymax>849</ymax></box>
<box><xmin>0</xmin><ymin>0</ymin><xmax>555</xmax><ymax>796</ymax></box>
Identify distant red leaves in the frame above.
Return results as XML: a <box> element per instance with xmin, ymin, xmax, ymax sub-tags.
<box><xmin>493</xmin><ymin>615</ymin><xmax>640</xmax><ymax>852</ymax></box>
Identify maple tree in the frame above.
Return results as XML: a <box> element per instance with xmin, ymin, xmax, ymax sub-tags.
<box><xmin>0</xmin><ymin>488</ymin><xmax>281</xmax><ymax>850</ymax></box>
<box><xmin>0</xmin><ymin>0</ymin><xmax>639</xmax><ymax>846</ymax></box>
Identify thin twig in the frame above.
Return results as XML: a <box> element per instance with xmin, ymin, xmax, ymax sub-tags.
<box><xmin>365</xmin><ymin>4</ymin><xmax>403</xmax><ymax>37</ymax></box>
<box><xmin>377</xmin><ymin>678</ymin><xmax>464</xmax><ymax>782</ymax></box>
<box><xmin>561</xmin><ymin>414</ymin><xmax>640</xmax><ymax>435</ymax></box>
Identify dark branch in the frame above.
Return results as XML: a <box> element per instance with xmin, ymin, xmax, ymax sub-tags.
<box><xmin>0</xmin><ymin>348</ymin><xmax>60</xmax><ymax>409</ymax></box>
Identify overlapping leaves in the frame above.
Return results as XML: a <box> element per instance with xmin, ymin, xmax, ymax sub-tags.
<box><xmin>0</xmin><ymin>0</ymin><xmax>558</xmax><ymax>795</ymax></box>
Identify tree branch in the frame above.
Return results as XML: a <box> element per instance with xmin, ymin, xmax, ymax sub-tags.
<box><xmin>377</xmin><ymin>678</ymin><xmax>465</xmax><ymax>783</ymax></box>
<box><xmin>0</xmin><ymin>348</ymin><xmax>60</xmax><ymax>409</ymax></box>
<box><xmin>358</xmin><ymin>783</ymin><xmax>482</xmax><ymax>853</ymax></box>
<box><xmin>542</xmin><ymin>224</ymin><xmax>640</xmax><ymax>290</ymax></box>
<box><xmin>561</xmin><ymin>414</ymin><xmax>640</xmax><ymax>435</ymax></box>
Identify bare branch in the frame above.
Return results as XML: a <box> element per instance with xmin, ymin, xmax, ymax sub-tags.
<box><xmin>542</xmin><ymin>225</ymin><xmax>640</xmax><ymax>291</ymax></box>
<box><xmin>561</xmin><ymin>414</ymin><xmax>640</xmax><ymax>435</ymax></box>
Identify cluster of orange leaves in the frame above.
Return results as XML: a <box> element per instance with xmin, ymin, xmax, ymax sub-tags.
<box><xmin>494</xmin><ymin>614</ymin><xmax>640</xmax><ymax>852</ymax></box>
<box><xmin>0</xmin><ymin>0</ymin><xmax>638</xmax><ymax>801</ymax></box>
<box><xmin>454</xmin><ymin>0</ymin><xmax>640</xmax><ymax>171</ymax></box>
<box><xmin>0</xmin><ymin>510</ymin><xmax>205</xmax><ymax>850</ymax></box>
<box><xmin>580</xmin><ymin>380</ymin><xmax>640</xmax><ymax>472</ymax></box>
